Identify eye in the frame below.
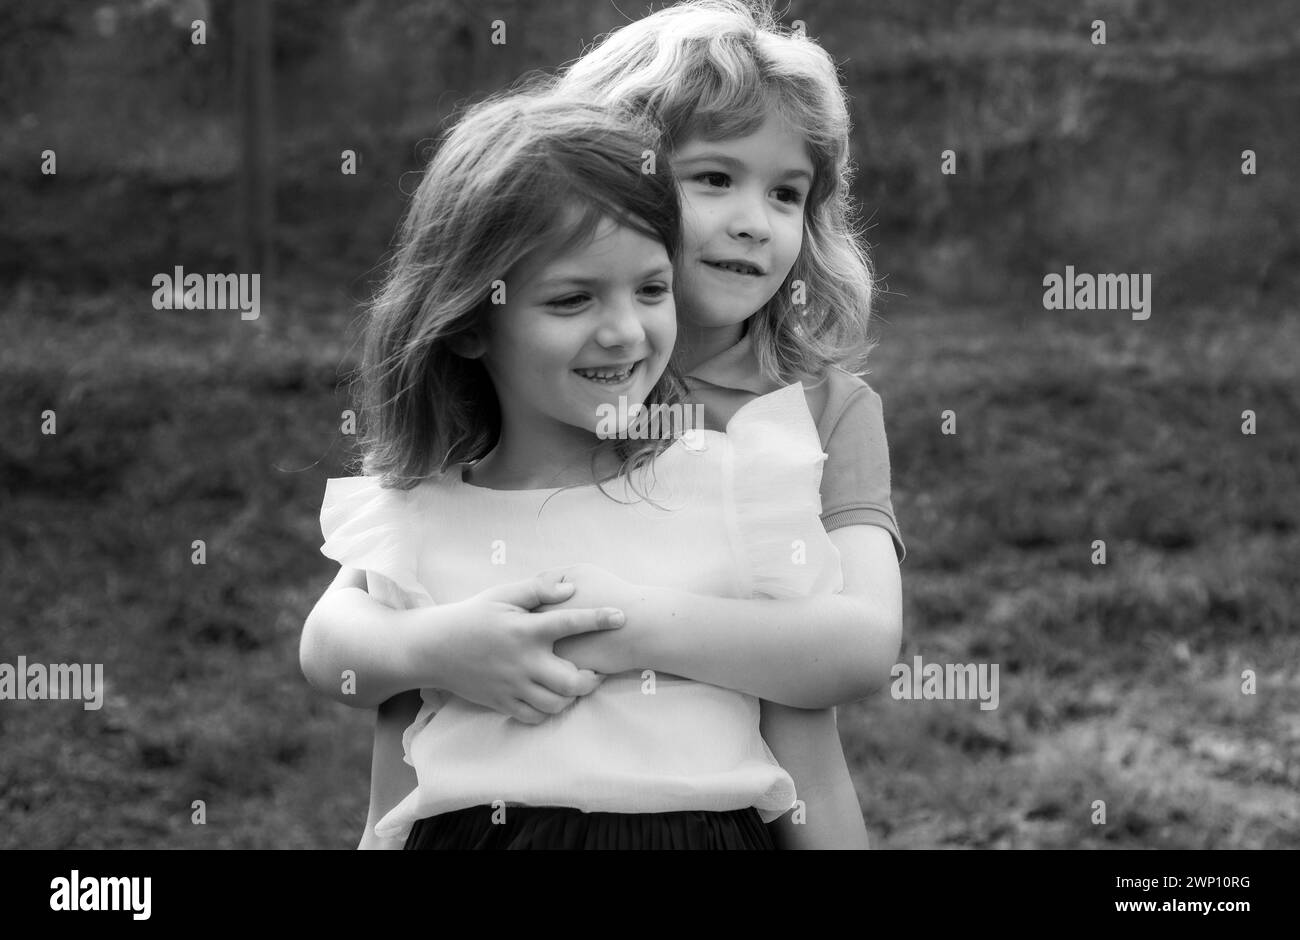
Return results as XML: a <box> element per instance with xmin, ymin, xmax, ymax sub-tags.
<box><xmin>773</xmin><ymin>186</ymin><xmax>806</xmax><ymax>206</ymax></box>
<box><xmin>546</xmin><ymin>293</ymin><xmax>589</xmax><ymax>312</ymax></box>
<box><xmin>694</xmin><ymin>171</ymin><xmax>731</xmax><ymax>188</ymax></box>
<box><xmin>638</xmin><ymin>282</ymin><xmax>671</xmax><ymax>301</ymax></box>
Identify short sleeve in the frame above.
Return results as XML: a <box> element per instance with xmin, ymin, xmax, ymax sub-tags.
<box><xmin>815</xmin><ymin>378</ymin><xmax>906</xmax><ymax>562</ymax></box>
<box><xmin>319</xmin><ymin>476</ymin><xmax>433</xmax><ymax>610</ymax></box>
<box><xmin>726</xmin><ymin>383</ymin><xmax>845</xmax><ymax>599</ymax></box>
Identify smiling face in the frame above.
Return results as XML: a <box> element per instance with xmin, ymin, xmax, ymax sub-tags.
<box><xmin>467</xmin><ymin>215</ymin><xmax>677</xmax><ymax>486</ymax></box>
<box><xmin>670</xmin><ymin>109</ymin><xmax>814</xmax><ymax>368</ymax></box>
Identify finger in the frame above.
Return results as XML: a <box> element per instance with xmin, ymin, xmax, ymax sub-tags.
<box><xmin>509</xmin><ymin>700</ymin><xmax>550</xmax><ymax>725</ymax></box>
<box><xmin>535</xmin><ymin>662</ymin><xmax>603</xmax><ymax>698</ymax></box>
<box><xmin>482</xmin><ymin>576</ymin><xmax>575</xmax><ymax>610</ymax></box>
<box><xmin>535</xmin><ymin>577</ymin><xmax>578</xmax><ymax>607</ymax></box>
<box><xmin>522</xmin><ymin>684</ymin><xmax>575</xmax><ymax>716</ymax></box>
<box><xmin>535</xmin><ymin>607</ymin><xmax>625</xmax><ymax>641</ymax></box>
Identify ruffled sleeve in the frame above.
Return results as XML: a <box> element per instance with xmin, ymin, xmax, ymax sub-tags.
<box><xmin>319</xmin><ymin>476</ymin><xmax>434</xmax><ymax>610</ymax></box>
<box><xmin>726</xmin><ymin>383</ymin><xmax>845</xmax><ymax>599</ymax></box>
<box><xmin>321</xmin><ymin>476</ymin><xmax>448</xmax><ymax>771</ymax></box>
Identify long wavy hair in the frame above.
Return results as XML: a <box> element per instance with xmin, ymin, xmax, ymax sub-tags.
<box><xmin>556</xmin><ymin>0</ymin><xmax>877</xmax><ymax>384</ymax></box>
<box><xmin>354</xmin><ymin>84</ymin><xmax>686</xmax><ymax>492</ymax></box>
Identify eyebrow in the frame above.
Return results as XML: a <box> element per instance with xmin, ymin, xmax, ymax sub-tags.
<box><xmin>675</xmin><ymin>153</ymin><xmax>814</xmax><ymax>184</ymax></box>
<box><xmin>534</xmin><ymin>264</ymin><xmax>673</xmax><ymax>290</ymax></box>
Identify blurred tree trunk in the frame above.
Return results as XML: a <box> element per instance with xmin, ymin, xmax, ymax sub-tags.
<box><xmin>235</xmin><ymin>0</ymin><xmax>274</xmax><ymax>290</ymax></box>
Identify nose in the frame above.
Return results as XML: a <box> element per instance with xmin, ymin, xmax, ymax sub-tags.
<box><xmin>726</xmin><ymin>185</ymin><xmax>772</xmax><ymax>244</ymax></box>
<box><xmin>595</xmin><ymin>293</ymin><xmax>647</xmax><ymax>349</ymax></box>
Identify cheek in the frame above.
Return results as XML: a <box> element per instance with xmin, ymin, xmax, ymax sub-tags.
<box><xmin>492</xmin><ymin>331</ymin><xmax>560</xmax><ymax>385</ymax></box>
<box><xmin>652</xmin><ymin>307</ymin><xmax>678</xmax><ymax>351</ymax></box>
<box><xmin>676</xmin><ymin>197</ymin><xmax>710</xmax><ymax>249</ymax></box>
<box><xmin>777</xmin><ymin>216</ymin><xmax>805</xmax><ymax>264</ymax></box>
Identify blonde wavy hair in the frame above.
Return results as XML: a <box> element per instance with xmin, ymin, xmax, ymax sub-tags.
<box><xmin>556</xmin><ymin>0</ymin><xmax>877</xmax><ymax>383</ymax></box>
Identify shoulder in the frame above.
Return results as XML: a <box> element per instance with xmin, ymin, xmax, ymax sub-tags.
<box><xmin>724</xmin><ymin>387</ymin><xmax>844</xmax><ymax>598</ymax></box>
<box><xmin>322</xmin><ymin>473</ymin><xmax>445</xmax><ymax>515</ymax></box>
<box><xmin>715</xmin><ymin>384</ymin><xmax>825</xmax><ymax>479</ymax></box>
<box><xmin>319</xmin><ymin>473</ymin><xmax>458</xmax><ymax>553</ymax></box>
<box><xmin>322</xmin><ymin>475</ymin><xmax>411</xmax><ymax>540</ymax></box>
<box><xmin>792</xmin><ymin>368</ymin><xmax>886</xmax><ymax>441</ymax></box>
<box><xmin>318</xmin><ymin>475</ymin><xmax>442</xmax><ymax>606</ymax></box>
<box><xmin>722</xmin><ymin>382</ymin><xmax>820</xmax><ymax>443</ymax></box>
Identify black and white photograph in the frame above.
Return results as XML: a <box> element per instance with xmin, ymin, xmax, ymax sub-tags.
<box><xmin>1</xmin><ymin>0</ymin><xmax>1296</xmax><ymax>907</ymax></box>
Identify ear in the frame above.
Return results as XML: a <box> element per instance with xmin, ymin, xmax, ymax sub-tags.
<box><xmin>448</xmin><ymin>329</ymin><xmax>487</xmax><ymax>360</ymax></box>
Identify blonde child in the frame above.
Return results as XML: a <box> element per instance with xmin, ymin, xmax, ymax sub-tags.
<box><xmin>551</xmin><ymin>0</ymin><xmax>905</xmax><ymax>848</ymax></box>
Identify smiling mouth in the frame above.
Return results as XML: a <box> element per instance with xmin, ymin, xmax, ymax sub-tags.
<box><xmin>704</xmin><ymin>260</ymin><xmax>764</xmax><ymax>276</ymax></box>
<box><xmin>573</xmin><ymin>361</ymin><xmax>640</xmax><ymax>384</ymax></box>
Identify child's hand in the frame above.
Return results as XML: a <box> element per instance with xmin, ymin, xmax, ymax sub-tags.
<box><xmin>435</xmin><ymin>576</ymin><xmax>625</xmax><ymax>724</ymax></box>
<box><xmin>535</xmin><ymin>564</ymin><xmax>647</xmax><ymax>675</ymax></box>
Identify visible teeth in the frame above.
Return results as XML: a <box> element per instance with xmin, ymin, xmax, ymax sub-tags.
<box><xmin>575</xmin><ymin>364</ymin><xmax>634</xmax><ymax>383</ymax></box>
<box><xmin>712</xmin><ymin>262</ymin><xmax>757</xmax><ymax>275</ymax></box>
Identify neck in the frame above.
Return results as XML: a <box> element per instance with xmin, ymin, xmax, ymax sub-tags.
<box><xmin>466</xmin><ymin>417</ymin><xmax>619</xmax><ymax>490</ymax></box>
<box><xmin>673</xmin><ymin>319</ymin><xmax>748</xmax><ymax>373</ymax></box>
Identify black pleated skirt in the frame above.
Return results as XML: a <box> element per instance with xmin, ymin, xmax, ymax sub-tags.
<box><xmin>403</xmin><ymin>805</ymin><xmax>775</xmax><ymax>850</ymax></box>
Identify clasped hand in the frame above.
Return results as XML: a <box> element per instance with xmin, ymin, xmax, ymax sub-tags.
<box><xmin>440</xmin><ymin>565</ymin><xmax>644</xmax><ymax>724</ymax></box>
<box><xmin>537</xmin><ymin>563</ymin><xmax>648</xmax><ymax>675</ymax></box>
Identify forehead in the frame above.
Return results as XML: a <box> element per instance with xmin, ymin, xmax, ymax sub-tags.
<box><xmin>512</xmin><ymin>214</ymin><xmax>668</xmax><ymax>285</ymax></box>
<box><xmin>673</xmin><ymin>112</ymin><xmax>814</xmax><ymax>174</ymax></box>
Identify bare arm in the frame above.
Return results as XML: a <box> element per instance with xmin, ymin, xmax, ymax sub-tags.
<box><xmin>554</xmin><ymin>525</ymin><xmax>902</xmax><ymax>708</ymax></box>
<box><xmin>357</xmin><ymin>691</ymin><xmax>421</xmax><ymax>850</ymax></box>
<box><xmin>299</xmin><ymin>569</ymin><xmax>617</xmax><ymax>712</ymax></box>
<box><xmin>761</xmin><ymin>703</ymin><xmax>870</xmax><ymax>849</ymax></box>
<box><xmin>299</xmin><ymin>566</ymin><xmax>434</xmax><ymax>707</ymax></box>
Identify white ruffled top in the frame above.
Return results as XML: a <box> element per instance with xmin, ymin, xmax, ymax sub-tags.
<box><xmin>319</xmin><ymin>383</ymin><xmax>844</xmax><ymax>840</ymax></box>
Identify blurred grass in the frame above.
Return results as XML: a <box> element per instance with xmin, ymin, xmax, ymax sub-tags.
<box><xmin>850</xmin><ymin>292</ymin><xmax>1300</xmax><ymax>848</ymax></box>
<box><xmin>1</xmin><ymin>280</ymin><xmax>1297</xmax><ymax>848</ymax></box>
